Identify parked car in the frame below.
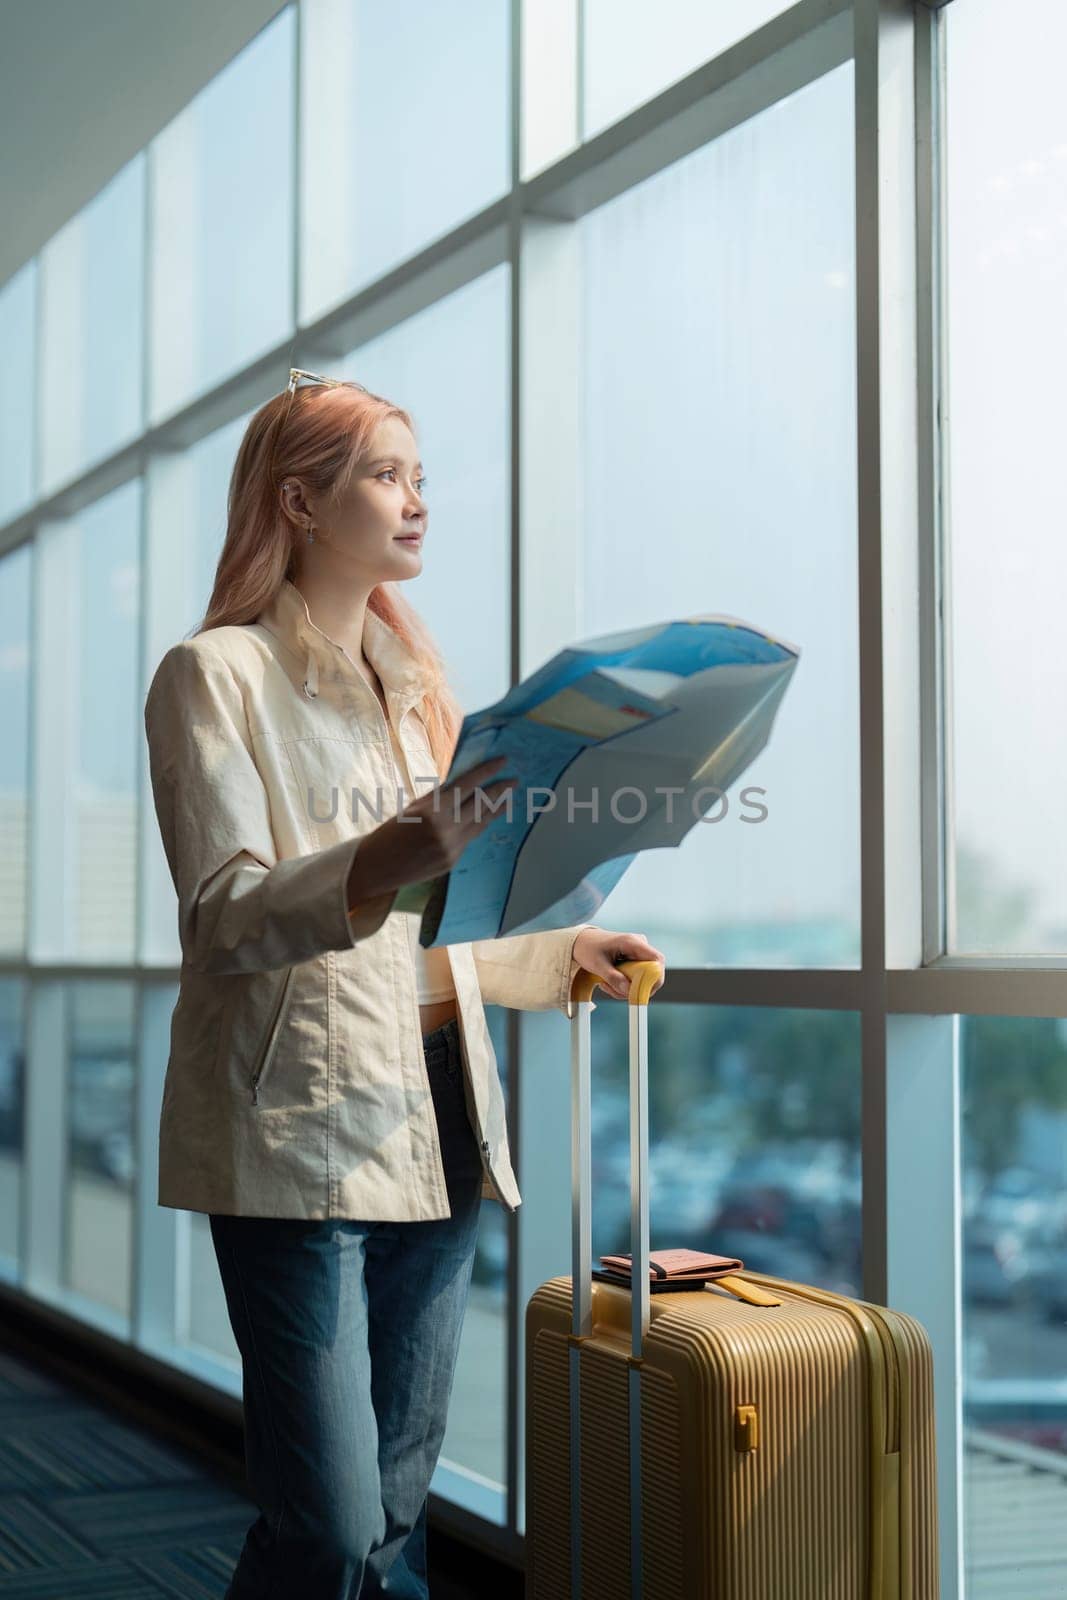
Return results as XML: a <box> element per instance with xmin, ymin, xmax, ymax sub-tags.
<box><xmin>707</xmin><ymin>1183</ymin><xmax>831</xmax><ymax>1261</ymax></box>
<box><xmin>976</xmin><ymin>1167</ymin><xmax>1067</xmax><ymax>1239</ymax></box>
<box><xmin>0</xmin><ymin>1048</ymin><xmax>23</xmax><ymax>1150</ymax></box>
<box><xmin>69</xmin><ymin>1054</ymin><xmax>135</xmax><ymax>1182</ymax></box>
<box><xmin>1017</xmin><ymin>1226</ymin><xmax>1067</xmax><ymax>1323</ymax></box>
<box><xmin>963</xmin><ymin>1221</ymin><xmax>1031</xmax><ymax>1308</ymax></box>
<box><xmin>96</xmin><ymin>1129</ymin><xmax>134</xmax><ymax>1186</ymax></box>
<box><xmin>696</xmin><ymin>1226</ymin><xmax>826</xmax><ymax>1289</ymax></box>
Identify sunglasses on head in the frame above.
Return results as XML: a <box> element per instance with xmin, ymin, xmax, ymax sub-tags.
<box><xmin>270</xmin><ymin>367</ymin><xmax>370</xmax><ymax>484</ymax></box>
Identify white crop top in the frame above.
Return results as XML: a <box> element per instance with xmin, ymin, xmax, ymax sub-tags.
<box><xmin>388</xmin><ymin>733</ymin><xmax>456</xmax><ymax>1004</ymax></box>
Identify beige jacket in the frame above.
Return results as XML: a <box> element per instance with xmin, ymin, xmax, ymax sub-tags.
<box><xmin>143</xmin><ymin>578</ymin><xmax>597</xmax><ymax>1221</ymax></box>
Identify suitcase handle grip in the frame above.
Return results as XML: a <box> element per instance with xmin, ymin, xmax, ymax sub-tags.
<box><xmin>570</xmin><ymin>958</ymin><xmax>664</xmax><ymax>1007</ymax></box>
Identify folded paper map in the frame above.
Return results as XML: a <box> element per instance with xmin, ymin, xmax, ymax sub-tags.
<box><xmin>395</xmin><ymin>616</ymin><xmax>799</xmax><ymax>947</ymax></box>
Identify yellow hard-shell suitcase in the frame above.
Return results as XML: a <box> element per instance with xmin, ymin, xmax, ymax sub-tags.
<box><xmin>525</xmin><ymin>961</ymin><xmax>940</xmax><ymax>1599</ymax></box>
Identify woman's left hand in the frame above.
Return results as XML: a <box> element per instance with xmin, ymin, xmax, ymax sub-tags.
<box><xmin>572</xmin><ymin>928</ymin><xmax>667</xmax><ymax>1001</ymax></box>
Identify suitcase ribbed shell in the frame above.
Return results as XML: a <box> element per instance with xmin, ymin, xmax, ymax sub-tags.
<box><xmin>526</xmin><ymin>1271</ymin><xmax>939</xmax><ymax>1600</ymax></box>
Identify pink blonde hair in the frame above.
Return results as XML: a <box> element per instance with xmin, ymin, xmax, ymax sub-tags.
<box><xmin>192</xmin><ymin>382</ymin><xmax>464</xmax><ymax>780</ymax></box>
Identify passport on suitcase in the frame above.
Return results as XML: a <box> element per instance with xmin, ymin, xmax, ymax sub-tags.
<box><xmin>525</xmin><ymin>961</ymin><xmax>940</xmax><ymax>1600</ymax></box>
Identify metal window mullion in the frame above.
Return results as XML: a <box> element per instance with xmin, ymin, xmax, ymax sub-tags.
<box><xmin>855</xmin><ymin>0</ymin><xmax>889</xmax><ymax>1311</ymax></box>
<box><xmin>131</xmin><ymin>978</ymin><xmax>179</xmax><ymax>1355</ymax></box>
<box><xmin>132</xmin><ymin>308</ymin><xmax>182</xmax><ymax>1352</ymax></box>
<box><xmin>856</xmin><ymin>0</ymin><xmax>934</xmax><ymax>1311</ymax></box>
<box><xmin>290</xmin><ymin>0</ymin><xmax>302</xmax><ymax>348</ymax></box>
<box><xmin>129</xmin><ymin>411</ymin><xmax>153</xmax><ymax>1359</ymax></box>
<box><xmin>917</xmin><ymin>4</ymin><xmax>952</xmax><ymax>966</ymax></box>
<box><xmin>886</xmin><ymin>1013</ymin><xmax>964</xmax><ymax>1600</ymax></box>
<box><xmin>575</xmin><ymin>0</ymin><xmax>585</xmax><ymax>145</ymax></box>
<box><xmin>140</xmin><ymin>127</ymin><xmax>152</xmax><ymax>457</ymax></box>
<box><xmin>860</xmin><ymin>2</ymin><xmax>968</xmax><ymax>1592</ymax></box>
<box><xmin>507</xmin><ymin>0</ymin><xmax>523</xmax><ymax>1545</ymax></box>
<box><xmin>889</xmin><ymin>964</ymin><xmax>1067</xmax><ymax>1018</ymax></box>
<box><xmin>31</xmin><ymin>254</ymin><xmax>43</xmax><ymax>508</ymax></box>
<box><xmin>512</xmin><ymin>0</ymin><xmax>589</xmax><ymax>1542</ymax></box>
<box><xmin>2</xmin><ymin>957</ymin><xmax>1065</xmax><ymax>1019</ymax></box>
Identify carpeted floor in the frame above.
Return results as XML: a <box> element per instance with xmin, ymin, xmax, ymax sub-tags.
<box><xmin>0</xmin><ymin>1346</ymin><xmax>248</xmax><ymax>1596</ymax></box>
<box><xmin>0</xmin><ymin>1345</ymin><xmax>501</xmax><ymax>1597</ymax></box>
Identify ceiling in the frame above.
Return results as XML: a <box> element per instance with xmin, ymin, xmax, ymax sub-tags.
<box><xmin>0</xmin><ymin>0</ymin><xmax>288</xmax><ymax>287</ymax></box>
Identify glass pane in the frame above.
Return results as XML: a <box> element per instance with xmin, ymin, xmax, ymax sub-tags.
<box><xmin>185</xmin><ymin>1211</ymin><xmax>240</xmax><ymax>1366</ymax></box>
<box><xmin>0</xmin><ymin>262</ymin><xmax>37</xmax><ymax>523</ymax></box>
<box><xmin>338</xmin><ymin>265</ymin><xmax>510</xmax><ymax>711</ymax></box>
<box><xmin>149</xmin><ymin>10</ymin><xmax>295</xmax><ymax>421</ymax></box>
<box><xmin>76</xmin><ymin>482</ymin><xmax>141</xmax><ymax>961</ymax></box>
<box><xmin>579</xmin><ymin>63</ymin><xmax>858</xmax><ymax>966</ymax></box>
<box><xmin>583</xmin><ymin>0</ymin><xmax>801</xmax><ymax>140</ymax></box>
<box><xmin>591</xmin><ymin>1005</ymin><xmax>861</xmax><ymax>1292</ymax></box>
<box><xmin>945</xmin><ymin>0</ymin><xmax>1067</xmax><ymax>955</ymax></box>
<box><xmin>39</xmin><ymin>156</ymin><xmax>145</xmax><ymax>494</ymax></box>
<box><xmin>300</xmin><ymin>0</ymin><xmax>509</xmax><ymax>319</ymax></box>
<box><xmin>187</xmin><ymin>414</ymin><xmax>255</xmax><ymax>626</ymax></box>
<box><xmin>961</xmin><ymin>1014</ymin><xmax>1067</xmax><ymax>1593</ymax></box>
<box><xmin>0</xmin><ymin>979</ymin><xmax>25</xmax><ymax>1264</ymax></box>
<box><xmin>0</xmin><ymin>545</ymin><xmax>31</xmax><ymax>957</ymax></box>
<box><xmin>141</xmin><ymin>410</ymin><xmax>253</xmax><ymax>965</ymax></box>
<box><xmin>440</xmin><ymin>1007</ymin><xmax>508</xmax><ymax>1490</ymax></box>
<box><xmin>66</xmin><ymin>981</ymin><xmax>136</xmax><ymax>1321</ymax></box>
<box><xmin>150</xmin><ymin>408</ymin><xmax>253</xmax><ymax>642</ymax></box>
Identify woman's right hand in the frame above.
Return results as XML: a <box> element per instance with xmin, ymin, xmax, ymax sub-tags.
<box><xmin>345</xmin><ymin>755</ymin><xmax>518</xmax><ymax>904</ymax></box>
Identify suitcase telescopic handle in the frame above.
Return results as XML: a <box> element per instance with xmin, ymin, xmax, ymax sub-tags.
<box><xmin>566</xmin><ymin>957</ymin><xmax>664</xmax><ymax>1600</ymax></box>
<box><xmin>567</xmin><ymin>958</ymin><xmax>665</xmax><ymax>1359</ymax></box>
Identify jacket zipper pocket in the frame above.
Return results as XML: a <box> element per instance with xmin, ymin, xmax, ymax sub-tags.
<box><xmin>250</xmin><ymin>967</ymin><xmax>296</xmax><ymax>1105</ymax></box>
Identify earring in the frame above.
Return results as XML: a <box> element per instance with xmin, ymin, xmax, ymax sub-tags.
<box><xmin>307</xmin><ymin>526</ymin><xmax>315</xmax><ymax>543</ymax></box>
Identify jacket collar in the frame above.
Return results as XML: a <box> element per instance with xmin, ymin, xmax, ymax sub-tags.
<box><xmin>255</xmin><ymin>578</ymin><xmax>432</xmax><ymax>717</ymax></box>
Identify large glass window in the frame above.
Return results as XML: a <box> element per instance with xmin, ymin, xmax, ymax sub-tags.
<box><xmin>4</xmin><ymin>0</ymin><xmax>1064</xmax><ymax>1578</ymax></box>
<box><xmin>148</xmin><ymin>10</ymin><xmax>295</xmax><ymax>422</ymax></box>
<box><xmin>300</xmin><ymin>0</ymin><xmax>510</xmax><ymax>320</ymax></box>
<box><xmin>38</xmin><ymin>156</ymin><xmax>145</xmax><ymax>494</ymax></box>
<box><xmin>944</xmin><ymin>0</ymin><xmax>1067</xmax><ymax>955</ymax></box>
<box><xmin>577</xmin><ymin>62</ymin><xmax>859</xmax><ymax>967</ymax></box>
<box><xmin>961</xmin><ymin>1013</ymin><xmax>1067</xmax><ymax>1593</ymax></box>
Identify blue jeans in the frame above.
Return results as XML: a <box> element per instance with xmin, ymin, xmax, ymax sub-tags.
<box><xmin>209</xmin><ymin>1016</ymin><xmax>483</xmax><ymax>1599</ymax></box>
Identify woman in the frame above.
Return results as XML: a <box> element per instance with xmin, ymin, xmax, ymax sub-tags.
<box><xmin>143</xmin><ymin>368</ymin><xmax>665</xmax><ymax>1599</ymax></box>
